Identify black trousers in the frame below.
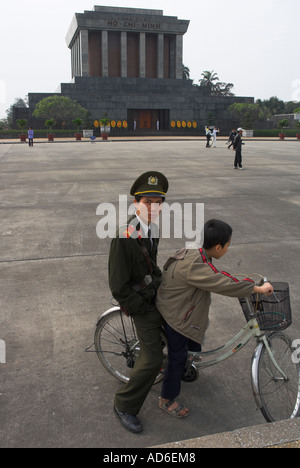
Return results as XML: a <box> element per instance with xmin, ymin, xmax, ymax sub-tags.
<box><xmin>234</xmin><ymin>150</ymin><xmax>242</xmax><ymax>168</ymax></box>
<box><xmin>114</xmin><ymin>306</ymin><xmax>164</xmax><ymax>415</ymax></box>
<box><xmin>28</xmin><ymin>138</ymin><xmax>33</xmax><ymax>147</ymax></box>
<box><xmin>161</xmin><ymin>322</ymin><xmax>202</xmax><ymax>401</ymax></box>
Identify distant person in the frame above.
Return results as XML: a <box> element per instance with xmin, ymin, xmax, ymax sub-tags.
<box><xmin>205</xmin><ymin>126</ymin><xmax>212</xmax><ymax>148</ymax></box>
<box><xmin>233</xmin><ymin>128</ymin><xmax>245</xmax><ymax>170</ymax></box>
<box><xmin>28</xmin><ymin>127</ymin><xmax>34</xmax><ymax>147</ymax></box>
<box><xmin>212</xmin><ymin>127</ymin><xmax>220</xmax><ymax>147</ymax></box>
<box><xmin>227</xmin><ymin>128</ymin><xmax>237</xmax><ymax>149</ymax></box>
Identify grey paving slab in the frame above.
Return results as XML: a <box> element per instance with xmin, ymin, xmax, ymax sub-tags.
<box><xmin>0</xmin><ymin>139</ymin><xmax>299</xmax><ymax>448</ymax></box>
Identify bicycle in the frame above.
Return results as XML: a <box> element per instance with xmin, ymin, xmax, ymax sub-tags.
<box><xmin>92</xmin><ymin>280</ymin><xmax>300</xmax><ymax>423</ymax></box>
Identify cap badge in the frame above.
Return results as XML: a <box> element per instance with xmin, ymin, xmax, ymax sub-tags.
<box><xmin>148</xmin><ymin>176</ymin><xmax>158</xmax><ymax>186</ymax></box>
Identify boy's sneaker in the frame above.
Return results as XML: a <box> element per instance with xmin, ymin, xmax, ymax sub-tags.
<box><xmin>239</xmin><ymin>167</ymin><xmax>244</xmax><ymax>170</ymax></box>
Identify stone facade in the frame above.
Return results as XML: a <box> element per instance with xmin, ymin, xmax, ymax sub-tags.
<box><xmin>271</xmin><ymin>113</ymin><xmax>300</xmax><ymax>129</ymax></box>
<box><xmin>66</xmin><ymin>6</ymin><xmax>189</xmax><ymax>80</ymax></box>
<box><xmin>21</xmin><ymin>6</ymin><xmax>254</xmax><ymax>133</ymax></box>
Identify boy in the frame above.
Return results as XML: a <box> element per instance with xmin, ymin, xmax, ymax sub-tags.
<box><xmin>156</xmin><ymin>219</ymin><xmax>273</xmax><ymax>418</ymax></box>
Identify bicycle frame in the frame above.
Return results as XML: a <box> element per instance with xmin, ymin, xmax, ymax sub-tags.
<box><xmin>99</xmin><ymin>300</ymin><xmax>288</xmax><ymax>381</ymax></box>
<box><xmin>189</xmin><ymin>317</ymin><xmax>260</xmax><ymax>370</ymax></box>
<box><xmin>188</xmin><ymin>298</ymin><xmax>288</xmax><ymax>381</ymax></box>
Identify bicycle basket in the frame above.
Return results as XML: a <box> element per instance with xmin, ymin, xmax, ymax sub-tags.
<box><xmin>239</xmin><ymin>282</ymin><xmax>292</xmax><ymax>331</ymax></box>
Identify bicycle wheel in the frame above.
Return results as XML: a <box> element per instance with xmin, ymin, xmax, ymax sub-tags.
<box><xmin>252</xmin><ymin>332</ymin><xmax>300</xmax><ymax>422</ymax></box>
<box><xmin>94</xmin><ymin>308</ymin><xmax>168</xmax><ymax>384</ymax></box>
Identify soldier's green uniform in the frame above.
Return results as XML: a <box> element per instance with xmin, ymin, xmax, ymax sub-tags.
<box><xmin>108</xmin><ymin>172</ymin><xmax>168</xmax><ymax>427</ymax></box>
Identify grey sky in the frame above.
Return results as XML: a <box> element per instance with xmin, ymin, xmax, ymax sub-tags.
<box><xmin>1</xmin><ymin>0</ymin><xmax>300</xmax><ymax>119</ymax></box>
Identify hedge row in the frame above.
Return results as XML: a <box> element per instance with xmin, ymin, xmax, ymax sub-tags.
<box><xmin>253</xmin><ymin>129</ymin><xmax>299</xmax><ymax>137</ymax></box>
<box><xmin>1</xmin><ymin>129</ymin><xmax>299</xmax><ymax>138</ymax></box>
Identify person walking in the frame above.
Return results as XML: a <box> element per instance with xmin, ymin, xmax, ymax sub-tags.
<box><xmin>227</xmin><ymin>128</ymin><xmax>237</xmax><ymax>149</ymax></box>
<box><xmin>28</xmin><ymin>127</ymin><xmax>34</xmax><ymax>147</ymax></box>
<box><xmin>205</xmin><ymin>126</ymin><xmax>212</xmax><ymax>148</ymax></box>
<box><xmin>212</xmin><ymin>127</ymin><xmax>220</xmax><ymax>147</ymax></box>
<box><xmin>233</xmin><ymin>127</ymin><xmax>244</xmax><ymax>170</ymax></box>
<box><xmin>109</xmin><ymin>171</ymin><xmax>169</xmax><ymax>434</ymax></box>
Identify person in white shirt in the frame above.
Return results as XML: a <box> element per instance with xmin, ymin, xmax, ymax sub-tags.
<box><xmin>212</xmin><ymin>127</ymin><xmax>220</xmax><ymax>147</ymax></box>
<box><xmin>28</xmin><ymin>127</ymin><xmax>34</xmax><ymax>147</ymax></box>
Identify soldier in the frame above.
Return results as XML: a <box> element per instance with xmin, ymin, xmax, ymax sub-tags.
<box><xmin>109</xmin><ymin>171</ymin><xmax>169</xmax><ymax>433</ymax></box>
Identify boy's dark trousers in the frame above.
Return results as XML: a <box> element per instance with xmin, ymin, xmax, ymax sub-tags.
<box><xmin>234</xmin><ymin>150</ymin><xmax>242</xmax><ymax>168</ymax></box>
<box><xmin>161</xmin><ymin>322</ymin><xmax>202</xmax><ymax>401</ymax></box>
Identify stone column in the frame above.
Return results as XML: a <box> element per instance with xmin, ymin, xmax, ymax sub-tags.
<box><xmin>71</xmin><ymin>45</ymin><xmax>75</xmax><ymax>78</ymax></box>
<box><xmin>121</xmin><ymin>32</ymin><xmax>127</xmax><ymax>78</ymax></box>
<box><xmin>139</xmin><ymin>32</ymin><xmax>146</xmax><ymax>78</ymax></box>
<box><xmin>76</xmin><ymin>36</ymin><xmax>81</xmax><ymax>76</ymax></box>
<box><xmin>175</xmin><ymin>34</ymin><xmax>183</xmax><ymax>79</ymax></box>
<box><xmin>157</xmin><ymin>33</ymin><xmax>164</xmax><ymax>79</ymax></box>
<box><xmin>169</xmin><ymin>37</ymin><xmax>176</xmax><ymax>79</ymax></box>
<box><xmin>102</xmin><ymin>30</ymin><xmax>109</xmax><ymax>77</ymax></box>
<box><xmin>73</xmin><ymin>37</ymin><xmax>79</xmax><ymax>76</ymax></box>
<box><xmin>80</xmin><ymin>30</ymin><xmax>89</xmax><ymax>77</ymax></box>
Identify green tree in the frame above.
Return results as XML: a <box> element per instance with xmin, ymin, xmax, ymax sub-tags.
<box><xmin>198</xmin><ymin>71</ymin><xmax>234</xmax><ymax>96</ymax></box>
<box><xmin>228</xmin><ymin>103</ymin><xmax>260</xmax><ymax>128</ymax></box>
<box><xmin>278</xmin><ymin>119</ymin><xmax>289</xmax><ymax>134</ymax></box>
<box><xmin>0</xmin><ymin>117</ymin><xmax>10</xmax><ymax>130</ymax></box>
<box><xmin>255</xmin><ymin>96</ymin><xmax>285</xmax><ymax>118</ymax></box>
<box><xmin>45</xmin><ymin>119</ymin><xmax>54</xmax><ymax>132</ymax></box>
<box><xmin>16</xmin><ymin>118</ymin><xmax>27</xmax><ymax>133</ymax></box>
<box><xmin>73</xmin><ymin>118</ymin><xmax>83</xmax><ymax>132</ymax></box>
<box><xmin>6</xmin><ymin>97</ymin><xmax>28</xmax><ymax>127</ymax></box>
<box><xmin>212</xmin><ymin>82</ymin><xmax>234</xmax><ymax>96</ymax></box>
<box><xmin>33</xmin><ymin>95</ymin><xmax>88</xmax><ymax>129</ymax></box>
<box><xmin>182</xmin><ymin>64</ymin><xmax>190</xmax><ymax>80</ymax></box>
<box><xmin>199</xmin><ymin>70</ymin><xmax>219</xmax><ymax>90</ymax></box>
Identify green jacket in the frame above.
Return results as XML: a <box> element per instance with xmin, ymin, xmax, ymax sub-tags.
<box><xmin>108</xmin><ymin>216</ymin><xmax>162</xmax><ymax>316</ymax></box>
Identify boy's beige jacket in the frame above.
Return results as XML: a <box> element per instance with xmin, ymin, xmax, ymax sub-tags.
<box><xmin>156</xmin><ymin>249</ymin><xmax>255</xmax><ymax>344</ymax></box>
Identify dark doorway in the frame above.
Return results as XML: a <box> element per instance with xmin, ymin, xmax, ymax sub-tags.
<box><xmin>127</xmin><ymin>109</ymin><xmax>170</xmax><ymax>131</ymax></box>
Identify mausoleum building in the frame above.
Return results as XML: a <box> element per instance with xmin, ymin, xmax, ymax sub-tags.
<box><xmin>24</xmin><ymin>6</ymin><xmax>254</xmax><ymax>132</ymax></box>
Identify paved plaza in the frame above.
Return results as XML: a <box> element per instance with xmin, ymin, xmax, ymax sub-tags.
<box><xmin>0</xmin><ymin>138</ymin><xmax>299</xmax><ymax>448</ymax></box>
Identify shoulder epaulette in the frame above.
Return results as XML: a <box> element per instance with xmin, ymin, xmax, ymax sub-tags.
<box><xmin>121</xmin><ymin>224</ymin><xmax>136</xmax><ymax>239</ymax></box>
